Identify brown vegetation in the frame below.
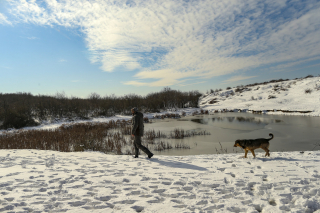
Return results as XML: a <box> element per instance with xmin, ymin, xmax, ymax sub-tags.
<box><xmin>0</xmin><ymin>121</ymin><xmax>130</xmax><ymax>154</ymax></box>
<box><xmin>0</xmin><ymin>121</ymin><xmax>204</xmax><ymax>154</ymax></box>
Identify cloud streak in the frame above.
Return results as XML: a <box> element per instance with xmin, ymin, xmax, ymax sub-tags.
<box><xmin>223</xmin><ymin>75</ymin><xmax>257</xmax><ymax>83</ymax></box>
<box><xmin>6</xmin><ymin>0</ymin><xmax>320</xmax><ymax>86</ymax></box>
<box><xmin>0</xmin><ymin>12</ymin><xmax>11</xmax><ymax>25</ymax></box>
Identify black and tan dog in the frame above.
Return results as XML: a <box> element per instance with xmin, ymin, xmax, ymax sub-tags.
<box><xmin>234</xmin><ymin>133</ymin><xmax>274</xmax><ymax>158</ymax></box>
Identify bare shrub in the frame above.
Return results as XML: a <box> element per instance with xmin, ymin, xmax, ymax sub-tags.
<box><xmin>215</xmin><ymin>142</ymin><xmax>228</xmax><ymax>154</ymax></box>
<box><xmin>144</xmin><ymin>129</ymin><xmax>167</xmax><ymax>142</ymax></box>
<box><xmin>154</xmin><ymin>141</ymin><xmax>173</xmax><ymax>151</ymax></box>
<box><xmin>235</xmin><ymin>88</ymin><xmax>242</xmax><ymax>93</ymax></box>
<box><xmin>143</xmin><ymin>117</ymin><xmax>150</xmax><ymax>123</ymax></box>
<box><xmin>268</xmin><ymin>95</ymin><xmax>277</xmax><ymax>99</ymax></box>
<box><xmin>192</xmin><ymin>111</ymin><xmax>199</xmax><ymax>116</ymax></box>
<box><xmin>209</xmin><ymin>98</ymin><xmax>219</xmax><ymax>104</ymax></box>
<box><xmin>169</xmin><ymin>129</ymin><xmax>210</xmax><ymax>139</ymax></box>
<box><xmin>175</xmin><ymin>141</ymin><xmax>190</xmax><ymax>149</ymax></box>
<box><xmin>305</xmin><ymin>88</ymin><xmax>312</xmax><ymax>94</ymax></box>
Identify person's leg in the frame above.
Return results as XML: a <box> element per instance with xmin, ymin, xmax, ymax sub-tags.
<box><xmin>134</xmin><ymin>135</ymin><xmax>153</xmax><ymax>156</ymax></box>
<box><xmin>134</xmin><ymin>137</ymin><xmax>139</xmax><ymax>157</ymax></box>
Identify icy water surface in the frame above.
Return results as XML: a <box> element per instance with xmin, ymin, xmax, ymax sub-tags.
<box><xmin>145</xmin><ymin>113</ymin><xmax>320</xmax><ymax>156</ymax></box>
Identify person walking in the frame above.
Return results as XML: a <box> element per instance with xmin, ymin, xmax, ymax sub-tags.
<box><xmin>131</xmin><ymin>107</ymin><xmax>153</xmax><ymax>158</ymax></box>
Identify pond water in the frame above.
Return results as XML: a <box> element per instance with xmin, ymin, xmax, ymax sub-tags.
<box><xmin>144</xmin><ymin>113</ymin><xmax>320</xmax><ymax>156</ymax></box>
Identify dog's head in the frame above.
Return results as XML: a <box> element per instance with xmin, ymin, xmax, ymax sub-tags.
<box><xmin>234</xmin><ymin>140</ymin><xmax>241</xmax><ymax>147</ymax></box>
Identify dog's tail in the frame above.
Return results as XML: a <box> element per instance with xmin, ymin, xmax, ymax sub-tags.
<box><xmin>268</xmin><ymin>133</ymin><xmax>274</xmax><ymax>141</ymax></box>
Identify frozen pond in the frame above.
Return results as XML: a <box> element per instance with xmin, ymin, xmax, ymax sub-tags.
<box><xmin>145</xmin><ymin>113</ymin><xmax>320</xmax><ymax>156</ymax></box>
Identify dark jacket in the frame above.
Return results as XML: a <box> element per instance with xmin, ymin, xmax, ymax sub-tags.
<box><xmin>132</xmin><ymin>111</ymin><xmax>144</xmax><ymax>136</ymax></box>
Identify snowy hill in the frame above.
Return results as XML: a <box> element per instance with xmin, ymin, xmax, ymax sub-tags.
<box><xmin>199</xmin><ymin>76</ymin><xmax>320</xmax><ymax>116</ymax></box>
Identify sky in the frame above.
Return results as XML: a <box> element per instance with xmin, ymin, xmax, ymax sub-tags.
<box><xmin>1</xmin><ymin>0</ymin><xmax>320</xmax><ymax>98</ymax></box>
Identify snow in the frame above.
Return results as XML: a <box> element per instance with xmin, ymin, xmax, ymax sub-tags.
<box><xmin>1</xmin><ymin>149</ymin><xmax>320</xmax><ymax>212</ymax></box>
<box><xmin>199</xmin><ymin>76</ymin><xmax>320</xmax><ymax>116</ymax></box>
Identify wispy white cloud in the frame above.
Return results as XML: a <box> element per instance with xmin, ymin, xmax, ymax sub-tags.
<box><xmin>0</xmin><ymin>13</ymin><xmax>11</xmax><ymax>25</ymax></box>
<box><xmin>123</xmin><ymin>81</ymin><xmax>149</xmax><ymax>87</ymax></box>
<box><xmin>223</xmin><ymin>75</ymin><xmax>257</xmax><ymax>83</ymax></box>
<box><xmin>6</xmin><ymin>0</ymin><xmax>320</xmax><ymax>86</ymax></box>
<box><xmin>59</xmin><ymin>59</ymin><xmax>67</xmax><ymax>62</ymax></box>
<box><xmin>304</xmin><ymin>63</ymin><xmax>320</xmax><ymax>69</ymax></box>
<box><xmin>269</xmin><ymin>56</ymin><xmax>320</xmax><ymax>72</ymax></box>
<box><xmin>178</xmin><ymin>81</ymin><xmax>207</xmax><ymax>87</ymax></box>
<box><xmin>27</xmin><ymin>36</ymin><xmax>39</xmax><ymax>40</ymax></box>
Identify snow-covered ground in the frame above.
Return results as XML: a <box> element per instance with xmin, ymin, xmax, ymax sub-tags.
<box><xmin>1</xmin><ymin>149</ymin><xmax>320</xmax><ymax>213</ymax></box>
<box><xmin>200</xmin><ymin>76</ymin><xmax>320</xmax><ymax>116</ymax></box>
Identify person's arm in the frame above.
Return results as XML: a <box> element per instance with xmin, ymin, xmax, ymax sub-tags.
<box><xmin>131</xmin><ymin>115</ymin><xmax>139</xmax><ymax>136</ymax></box>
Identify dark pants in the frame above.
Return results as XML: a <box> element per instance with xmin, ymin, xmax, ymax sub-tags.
<box><xmin>134</xmin><ymin>135</ymin><xmax>153</xmax><ymax>157</ymax></box>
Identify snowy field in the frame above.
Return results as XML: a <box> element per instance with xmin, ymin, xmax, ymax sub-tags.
<box><xmin>1</xmin><ymin>150</ymin><xmax>320</xmax><ymax>212</ymax></box>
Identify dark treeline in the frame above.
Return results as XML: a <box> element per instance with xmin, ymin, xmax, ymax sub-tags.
<box><xmin>0</xmin><ymin>87</ymin><xmax>201</xmax><ymax>130</ymax></box>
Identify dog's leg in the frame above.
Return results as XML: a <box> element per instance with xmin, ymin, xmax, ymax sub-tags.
<box><xmin>244</xmin><ymin>150</ymin><xmax>248</xmax><ymax>158</ymax></box>
<box><xmin>250</xmin><ymin>149</ymin><xmax>256</xmax><ymax>158</ymax></box>
<box><xmin>262</xmin><ymin>148</ymin><xmax>270</xmax><ymax>157</ymax></box>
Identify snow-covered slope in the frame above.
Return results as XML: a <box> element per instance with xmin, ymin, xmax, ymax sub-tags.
<box><xmin>1</xmin><ymin>150</ymin><xmax>320</xmax><ymax>212</ymax></box>
<box><xmin>200</xmin><ymin>76</ymin><xmax>320</xmax><ymax>116</ymax></box>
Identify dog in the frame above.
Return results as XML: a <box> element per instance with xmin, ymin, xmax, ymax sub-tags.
<box><xmin>234</xmin><ymin>133</ymin><xmax>274</xmax><ymax>158</ymax></box>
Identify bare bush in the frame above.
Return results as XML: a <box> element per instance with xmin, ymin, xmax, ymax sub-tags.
<box><xmin>169</xmin><ymin>129</ymin><xmax>210</xmax><ymax>139</ymax></box>
<box><xmin>154</xmin><ymin>141</ymin><xmax>173</xmax><ymax>151</ymax></box>
<box><xmin>175</xmin><ymin>141</ymin><xmax>190</xmax><ymax>149</ymax></box>
<box><xmin>215</xmin><ymin>142</ymin><xmax>228</xmax><ymax>154</ymax></box>
<box><xmin>305</xmin><ymin>88</ymin><xmax>312</xmax><ymax>94</ymax></box>
<box><xmin>209</xmin><ymin>98</ymin><xmax>219</xmax><ymax>104</ymax></box>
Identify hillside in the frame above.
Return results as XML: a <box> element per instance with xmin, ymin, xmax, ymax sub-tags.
<box><xmin>199</xmin><ymin>76</ymin><xmax>320</xmax><ymax>116</ymax></box>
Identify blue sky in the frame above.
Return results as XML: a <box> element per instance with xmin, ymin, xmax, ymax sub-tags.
<box><xmin>1</xmin><ymin>0</ymin><xmax>320</xmax><ymax>97</ymax></box>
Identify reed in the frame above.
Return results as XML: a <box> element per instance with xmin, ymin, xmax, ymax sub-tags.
<box><xmin>169</xmin><ymin>128</ymin><xmax>210</xmax><ymax>139</ymax></box>
<box><xmin>0</xmin><ymin>121</ymin><xmax>130</xmax><ymax>154</ymax></box>
<box><xmin>0</xmin><ymin>122</ymin><xmax>209</xmax><ymax>154</ymax></box>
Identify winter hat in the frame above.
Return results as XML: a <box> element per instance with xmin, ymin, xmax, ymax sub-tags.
<box><xmin>131</xmin><ymin>107</ymin><xmax>138</xmax><ymax>112</ymax></box>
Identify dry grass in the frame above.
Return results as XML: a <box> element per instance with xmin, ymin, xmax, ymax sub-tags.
<box><xmin>0</xmin><ymin>121</ymin><xmax>132</xmax><ymax>154</ymax></box>
<box><xmin>0</xmin><ymin>121</ymin><xmax>205</xmax><ymax>154</ymax></box>
<box><xmin>154</xmin><ymin>141</ymin><xmax>173</xmax><ymax>151</ymax></box>
<box><xmin>170</xmin><ymin>128</ymin><xmax>210</xmax><ymax>139</ymax></box>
